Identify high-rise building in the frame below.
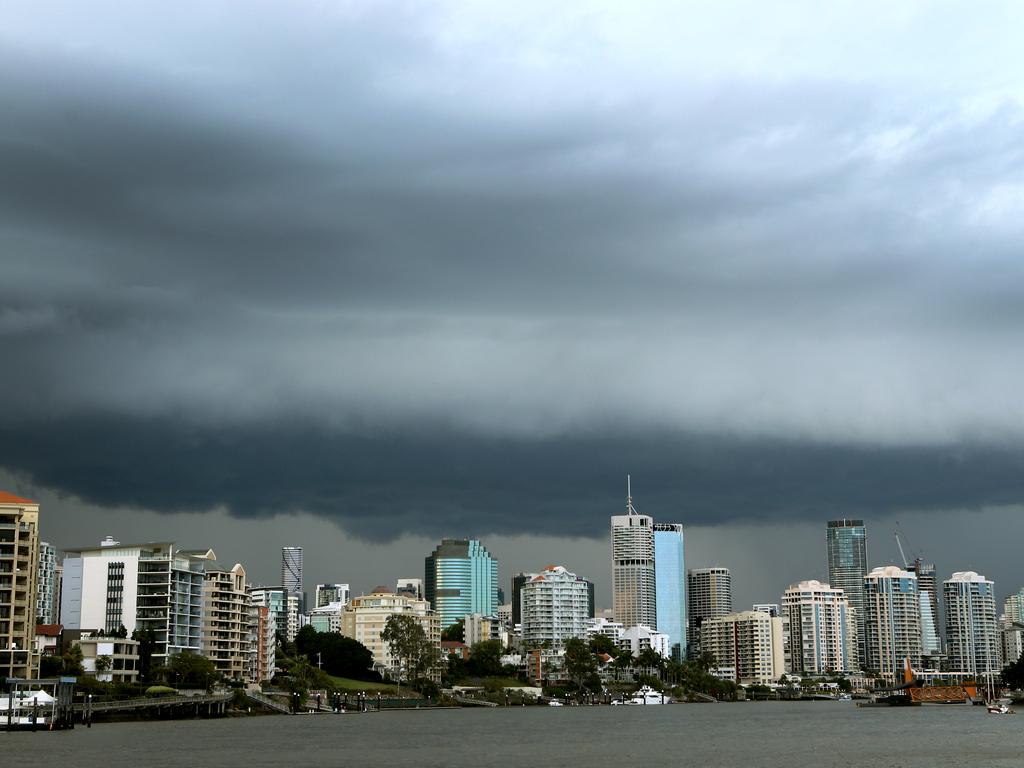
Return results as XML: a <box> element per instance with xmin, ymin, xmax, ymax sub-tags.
<box><xmin>826</xmin><ymin>519</ymin><xmax>868</xmax><ymax>667</ymax></box>
<box><xmin>511</xmin><ymin>572</ymin><xmax>535</xmax><ymax>626</ymax></box>
<box><xmin>61</xmin><ymin>537</ymin><xmax>205</xmax><ymax>665</ymax></box>
<box><xmin>686</xmin><ymin>567</ymin><xmax>732</xmax><ymax>658</ymax></box>
<box><xmin>781</xmin><ymin>580</ymin><xmax>858</xmax><ymax>675</ymax></box>
<box><xmin>701</xmin><ymin>611</ymin><xmax>784</xmax><ymax>685</ymax></box>
<box><xmin>943</xmin><ymin>571</ymin><xmax>999</xmax><ymax>677</ymax></box>
<box><xmin>200</xmin><ymin>560</ymin><xmax>251</xmax><ymax>681</ymax></box>
<box><xmin>910</xmin><ymin>558</ymin><xmax>941</xmax><ymax>659</ymax></box>
<box><xmin>246</xmin><ymin>603</ymin><xmax>276</xmax><ymax>683</ymax></box>
<box><xmin>611</xmin><ymin>480</ymin><xmax>656</xmax><ymax>630</ymax></box>
<box><xmin>520</xmin><ymin>565</ymin><xmax>592</xmax><ymax>649</ymax></box>
<box><xmin>863</xmin><ymin>565</ymin><xmax>921</xmax><ymax>683</ymax></box>
<box><xmin>36</xmin><ymin>541</ymin><xmax>59</xmax><ymax>625</ymax></box>
<box><xmin>315</xmin><ymin>583</ymin><xmax>351</xmax><ymax>608</ymax></box>
<box><xmin>250</xmin><ymin>586</ymin><xmax>300</xmax><ymax>643</ymax></box>
<box><xmin>1</xmin><ymin>491</ymin><xmax>40</xmax><ymax>680</ymax></box>
<box><xmin>281</xmin><ymin>546</ymin><xmax>303</xmax><ymax>606</ymax></box>
<box><xmin>424</xmin><ymin>538</ymin><xmax>499</xmax><ymax>630</ymax></box>
<box><xmin>654</xmin><ymin>523</ymin><xmax>686</xmax><ymax>660</ymax></box>
<box><xmin>1001</xmin><ymin>588</ymin><xmax>1024</xmax><ymax>667</ymax></box>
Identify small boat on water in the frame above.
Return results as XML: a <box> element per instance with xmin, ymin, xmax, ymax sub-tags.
<box><xmin>986</xmin><ymin>702</ymin><xmax>1014</xmax><ymax>715</ymax></box>
<box><xmin>612</xmin><ymin>685</ymin><xmax>670</xmax><ymax>705</ymax></box>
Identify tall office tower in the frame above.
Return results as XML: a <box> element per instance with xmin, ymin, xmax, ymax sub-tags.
<box><xmin>0</xmin><ymin>492</ymin><xmax>40</xmax><ymax>680</ymax></box>
<box><xmin>520</xmin><ymin>565</ymin><xmax>592</xmax><ymax>648</ymax></box>
<box><xmin>315</xmin><ymin>583</ymin><xmax>351</xmax><ymax>608</ymax></box>
<box><xmin>36</xmin><ymin>540</ymin><xmax>59</xmax><ymax>625</ymax></box>
<box><xmin>424</xmin><ymin>538</ymin><xmax>499</xmax><ymax>629</ymax></box>
<box><xmin>686</xmin><ymin>567</ymin><xmax>732</xmax><ymax>658</ymax></box>
<box><xmin>654</xmin><ymin>523</ymin><xmax>686</xmax><ymax>660</ymax></box>
<box><xmin>201</xmin><ymin>561</ymin><xmax>251</xmax><ymax>680</ymax></box>
<box><xmin>281</xmin><ymin>546</ymin><xmax>303</xmax><ymax>606</ymax></box>
<box><xmin>863</xmin><ymin>565</ymin><xmax>921</xmax><ymax>683</ymax></box>
<box><xmin>826</xmin><ymin>519</ymin><xmax>868</xmax><ymax>667</ymax></box>
<box><xmin>943</xmin><ymin>571</ymin><xmax>999</xmax><ymax>677</ymax></box>
<box><xmin>911</xmin><ymin>558</ymin><xmax>941</xmax><ymax>659</ymax></box>
<box><xmin>61</xmin><ymin>538</ymin><xmax>206</xmax><ymax>665</ymax></box>
<box><xmin>781</xmin><ymin>580</ymin><xmax>858</xmax><ymax>675</ymax></box>
<box><xmin>611</xmin><ymin>479</ymin><xmax>657</xmax><ymax>630</ymax></box>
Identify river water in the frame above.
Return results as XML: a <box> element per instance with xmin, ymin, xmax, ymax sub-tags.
<box><xmin>4</xmin><ymin>702</ymin><xmax>1018</xmax><ymax>767</ymax></box>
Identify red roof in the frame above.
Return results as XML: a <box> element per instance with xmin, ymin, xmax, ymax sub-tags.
<box><xmin>0</xmin><ymin>491</ymin><xmax>36</xmax><ymax>505</ymax></box>
<box><xmin>36</xmin><ymin>624</ymin><xmax>63</xmax><ymax>636</ymax></box>
<box><xmin>440</xmin><ymin>641</ymin><xmax>467</xmax><ymax>649</ymax></box>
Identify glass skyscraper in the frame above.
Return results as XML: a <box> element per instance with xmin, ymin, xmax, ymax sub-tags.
<box><xmin>654</xmin><ymin>523</ymin><xmax>685</xmax><ymax>660</ymax></box>
<box><xmin>826</xmin><ymin>519</ymin><xmax>868</xmax><ymax>669</ymax></box>
<box><xmin>424</xmin><ymin>538</ymin><xmax>499</xmax><ymax>629</ymax></box>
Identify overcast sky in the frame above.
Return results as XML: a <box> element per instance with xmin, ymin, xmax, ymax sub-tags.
<box><xmin>3</xmin><ymin>2</ymin><xmax>1024</xmax><ymax>609</ymax></box>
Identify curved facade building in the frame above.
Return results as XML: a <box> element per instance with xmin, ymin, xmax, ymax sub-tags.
<box><xmin>424</xmin><ymin>539</ymin><xmax>498</xmax><ymax>629</ymax></box>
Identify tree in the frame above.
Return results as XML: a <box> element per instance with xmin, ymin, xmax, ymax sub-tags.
<box><xmin>1003</xmin><ymin>657</ymin><xmax>1024</xmax><ymax>690</ymax></box>
<box><xmin>40</xmin><ymin>655</ymin><xmax>63</xmax><ymax>678</ymax></box>
<box><xmin>564</xmin><ymin>638</ymin><xmax>598</xmax><ymax>691</ymax></box>
<box><xmin>95</xmin><ymin>655</ymin><xmax>113</xmax><ymax>674</ymax></box>
<box><xmin>637</xmin><ymin>647</ymin><xmax>666</xmax><ymax>675</ymax></box>
<box><xmin>381</xmin><ymin>614</ymin><xmax>440</xmax><ymax>694</ymax></box>
<box><xmin>131</xmin><ymin>626</ymin><xmax>157</xmax><ymax>681</ymax></box>
<box><xmin>164</xmin><ymin>651</ymin><xmax>217</xmax><ymax>689</ymax></box>
<box><xmin>441</xmin><ymin>619</ymin><xmax>465</xmax><ymax>643</ymax></box>
<box><xmin>588</xmin><ymin>634</ymin><xmax>618</xmax><ymax>657</ymax></box>
<box><xmin>62</xmin><ymin>643</ymin><xmax>84</xmax><ymax>676</ymax></box>
<box><xmin>293</xmin><ymin>629</ymin><xmax>377</xmax><ymax>680</ymax></box>
<box><xmin>466</xmin><ymin>640</ymin><xmax>503</xmax><ymax>678</ymax></box>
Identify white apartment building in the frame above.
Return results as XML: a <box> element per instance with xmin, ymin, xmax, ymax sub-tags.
<box><xmin>700</xmin><ymin>610</ymin><xmax>784</xmax><ymax>686</ymax></box>
<box><xmin>863</xmin><ymin>566</ymin><xmax>921</xmax><ymax>684</ymax></box>
<box><xmin>585</xmin><ymin>617</ymin><xmax>625</xmax><ymax>646</ymax></box>
<box><xmin>0</xmin><ymin>491</ymin><xmax>40</xmax><ymax>680</ymax></box>
<box><xmin>61</xmin><ymin>538</ymin><xmax>205</xmax><ymax>666</ymax></box>
<box><xmin>618</xmin><ymin>624</ymin><xmax>671</xmax><ymax>659</ymax></box>
<box><xmin>943</xmin><ymin>571</ymin><xmax>999</xmax><ymax>677</ymax></box>
<box><xmin>781</xmin><ymin>580</ymin><xmax>858</xmax><ymax>675</ymax></box>
<box><xmin>308</xmin><ymin>601</ymin><xmax>347</xmax><ymax>633</ymax></box>
<box><xmin>520</xmin><ymin>566</ymin><xmax>591</xmax><ymax>649</ymax></box>
<box><xmin>340</xmin><ymin>587</ymin><xmax>441</xmax><ymax>680</ymax></box>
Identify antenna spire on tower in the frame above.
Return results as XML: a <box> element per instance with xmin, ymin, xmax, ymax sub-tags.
<box><xmin>626</xmin><ymin>474</ymin><xmax>638</xmax><ymax>515</ymax></box>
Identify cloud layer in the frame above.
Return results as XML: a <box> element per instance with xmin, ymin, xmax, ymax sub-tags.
<box><xmin>3</xmin><ymin>1</ymin><xmax>1024</xmax><ymax>538</ymax></box>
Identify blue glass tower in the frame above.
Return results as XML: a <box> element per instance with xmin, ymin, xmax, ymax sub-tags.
<box><xmin>654</xmin><ymin>523</ymin><xmax>686</xmax><ymax>660</ymax></box>
<box><xmin>424</xmin><ymin>538</ymin><xmax>499</xmax><ymax>629</ymax></box>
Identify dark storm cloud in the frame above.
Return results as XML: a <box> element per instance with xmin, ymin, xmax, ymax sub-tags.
<box><xmin>3</xmin><ymin>414</ymin><xmax>1024</xmax><ymax>541</ymax></box>
<box><xmin>3</xmin><ymin>2</ymin><xmax>1024</xmax><ymax>540</ymax></box>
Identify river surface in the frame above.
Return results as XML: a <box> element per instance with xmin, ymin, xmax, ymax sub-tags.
<box><xmin>4</xmin><ymin>702</ymin><xmax>1018</xmax><ymax>767</ymax></box>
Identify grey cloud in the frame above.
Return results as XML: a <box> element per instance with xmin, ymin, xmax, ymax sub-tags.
<box><xmin>3</xmin><ymin>2</ymin><xmax>1024</xmax><ymax>545</ymax></box>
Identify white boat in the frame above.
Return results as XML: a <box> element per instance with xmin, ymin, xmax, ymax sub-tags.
<box><xmin>547</xmin><ymin>700</ymin><xmax>564</xmax><ymax>707</ymax></box>
<box><xmin>620</xmin><ymin>685</ymin><xmax>670</xmax><ymax>705</ymax></box>
<box><xmin>987</xmin><ymin>702</ymin><xmax>1014</xmax><ymax>715</ymax></box>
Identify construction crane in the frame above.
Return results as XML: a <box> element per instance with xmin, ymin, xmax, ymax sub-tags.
<box><xmin>894</xmin><ymin>523</ymin><xmax>910</xmax><ymax>568</ymax></box>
